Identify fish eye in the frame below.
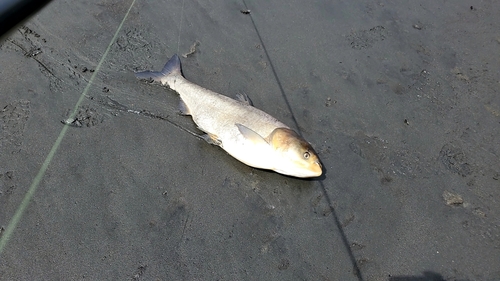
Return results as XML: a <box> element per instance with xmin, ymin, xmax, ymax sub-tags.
<box><xmin>303</xmin><ymin>151</ymin><xmax>310</xmax><ymax>159</ymax></box>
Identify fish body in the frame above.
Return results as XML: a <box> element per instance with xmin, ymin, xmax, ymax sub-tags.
<box><xmin>136</xmin><ymin>54</ymin><xmax>322</xmax><ymax>178</ymax></box>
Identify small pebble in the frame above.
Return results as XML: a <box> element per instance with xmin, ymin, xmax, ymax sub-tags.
<box><xmin>443</xmin><ymin>191</ymin><xmax>464</xmax><ymax>206</ymax></box>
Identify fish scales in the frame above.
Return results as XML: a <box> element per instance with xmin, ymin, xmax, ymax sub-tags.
<box><xmin>168</xmin><ymin>76</ymin><xmax>288</xmax><ymax>140</ymax></box>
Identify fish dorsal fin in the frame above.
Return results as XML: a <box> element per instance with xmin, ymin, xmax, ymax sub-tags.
<box><xmin>235</xmin><ymin>93</ymin><xmax>253</xmax><ymax>106</ymax></box>
<box><xmin>236</xmin><ymin>124</ymin><xmax>269</xmax><ymax>146</ymax></box>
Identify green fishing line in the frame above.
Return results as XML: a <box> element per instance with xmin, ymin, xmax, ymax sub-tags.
<box><xmin>0</xmin><ymin>0</ymin><xmax>137</xmax><ymax>255</ymax></box>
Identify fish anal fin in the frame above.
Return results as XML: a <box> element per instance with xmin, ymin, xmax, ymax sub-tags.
<box><xmin>179</xmin><ymin>99</ymin><xmax>191</xmax><ymax>115</ymax></box>
<box><xmin>202</xmin><ymin>133</ymin><xmax>222</xmax><ymax>146</ymax></box>
<box><xmin>236</xmin><ymin>123</ymin><xmax>268</xmax><ymax>145</ymax></box>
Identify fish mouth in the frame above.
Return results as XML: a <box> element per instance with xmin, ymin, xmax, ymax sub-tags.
<box><xmin>311</xmin><ymin>161</ymin><xmax>323</xmax><ymax>176</ymax></box>
<box><xmin>278</xmin><ymin>159</ymin><xmax>323</xmax><ymax>178</ymax></box>
<box><xmin>297</xmin><ymin>160</ymin><xmax>322</xmax><ymax>177</ymax></box>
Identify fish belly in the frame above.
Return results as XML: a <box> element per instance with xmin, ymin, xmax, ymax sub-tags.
<box><xmin>166</xmin><ymin>76</ymin><xmax>287</xmax><ymax>169</ymax></box>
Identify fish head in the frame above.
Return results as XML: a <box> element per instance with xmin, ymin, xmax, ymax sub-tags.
<box><xmin>268</xmin><ymin>128</ymin><xmax>323</xmax><ymax>178</ymax></box>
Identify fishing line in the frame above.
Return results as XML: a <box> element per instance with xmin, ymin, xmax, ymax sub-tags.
<box><xmin>241</xmin><ymin>0</ymin><xmax>301</xmax><ymax>135</ymax></box>
<box><xmin>0</xmin><ymin>0</ymin><xmax>138</xmax><ymax>256</ymax></box>
<box><xmin>176</xmin><ymin>0</ymin><xmax>185</xmax><ymax>54</ymax></box>
<box><xmin>240</xmin><ymin>1</ymin><xmax>364</xmax><ymax>280</ymax></box>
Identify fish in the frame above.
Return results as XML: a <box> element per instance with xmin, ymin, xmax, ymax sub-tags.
<box><xmin>135</xmin><ymin>54</ymin><xmax>322</xmax><ymax>178</ymax></box>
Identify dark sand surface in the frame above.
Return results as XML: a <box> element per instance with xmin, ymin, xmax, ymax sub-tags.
<box><xmin>0</xmin><ymin>0</ymin><xmax>499</xmax><ymax>280</ymax></box>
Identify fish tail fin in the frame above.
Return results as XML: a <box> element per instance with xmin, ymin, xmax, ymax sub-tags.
<box><xmin>135</xmin><ymin>54</ymin><xmax>183</xmax><ymax>83</ymax></box>
<box><xmin>160</xmin><ymin>54</ymin><xmax>182</xmax><ymax>76</ymax></box>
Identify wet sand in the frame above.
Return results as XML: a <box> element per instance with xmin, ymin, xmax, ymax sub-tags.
<box><xmin>0</xmin><ymin>0</ymin><xmax>499</xmax><ymax>280</ymax></box>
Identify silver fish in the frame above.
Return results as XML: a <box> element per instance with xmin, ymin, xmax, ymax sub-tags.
<box><xmin>135</xmin><ymin>54</ymin><xmax>322</xmax><ymax>178</ymax></box>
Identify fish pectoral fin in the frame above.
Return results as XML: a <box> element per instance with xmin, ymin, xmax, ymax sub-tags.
<box><xmin>179</xmin><ymin>99</ymin><xmax>191</xmax><ymax>115</ymax></box>
<box><xmin>235</xmin><ymin>93</ymin><xmax>253</xmax><ymax>106</ymax></box>
<box><xmin>236</xmin><ymin>124</ymin><xmax>268</xmax><ymax>146</ymax></box>
<box><xmin>201</xmin><ymin>133</ymin><xmax>222</xmax><ymax>146</ymax></box>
